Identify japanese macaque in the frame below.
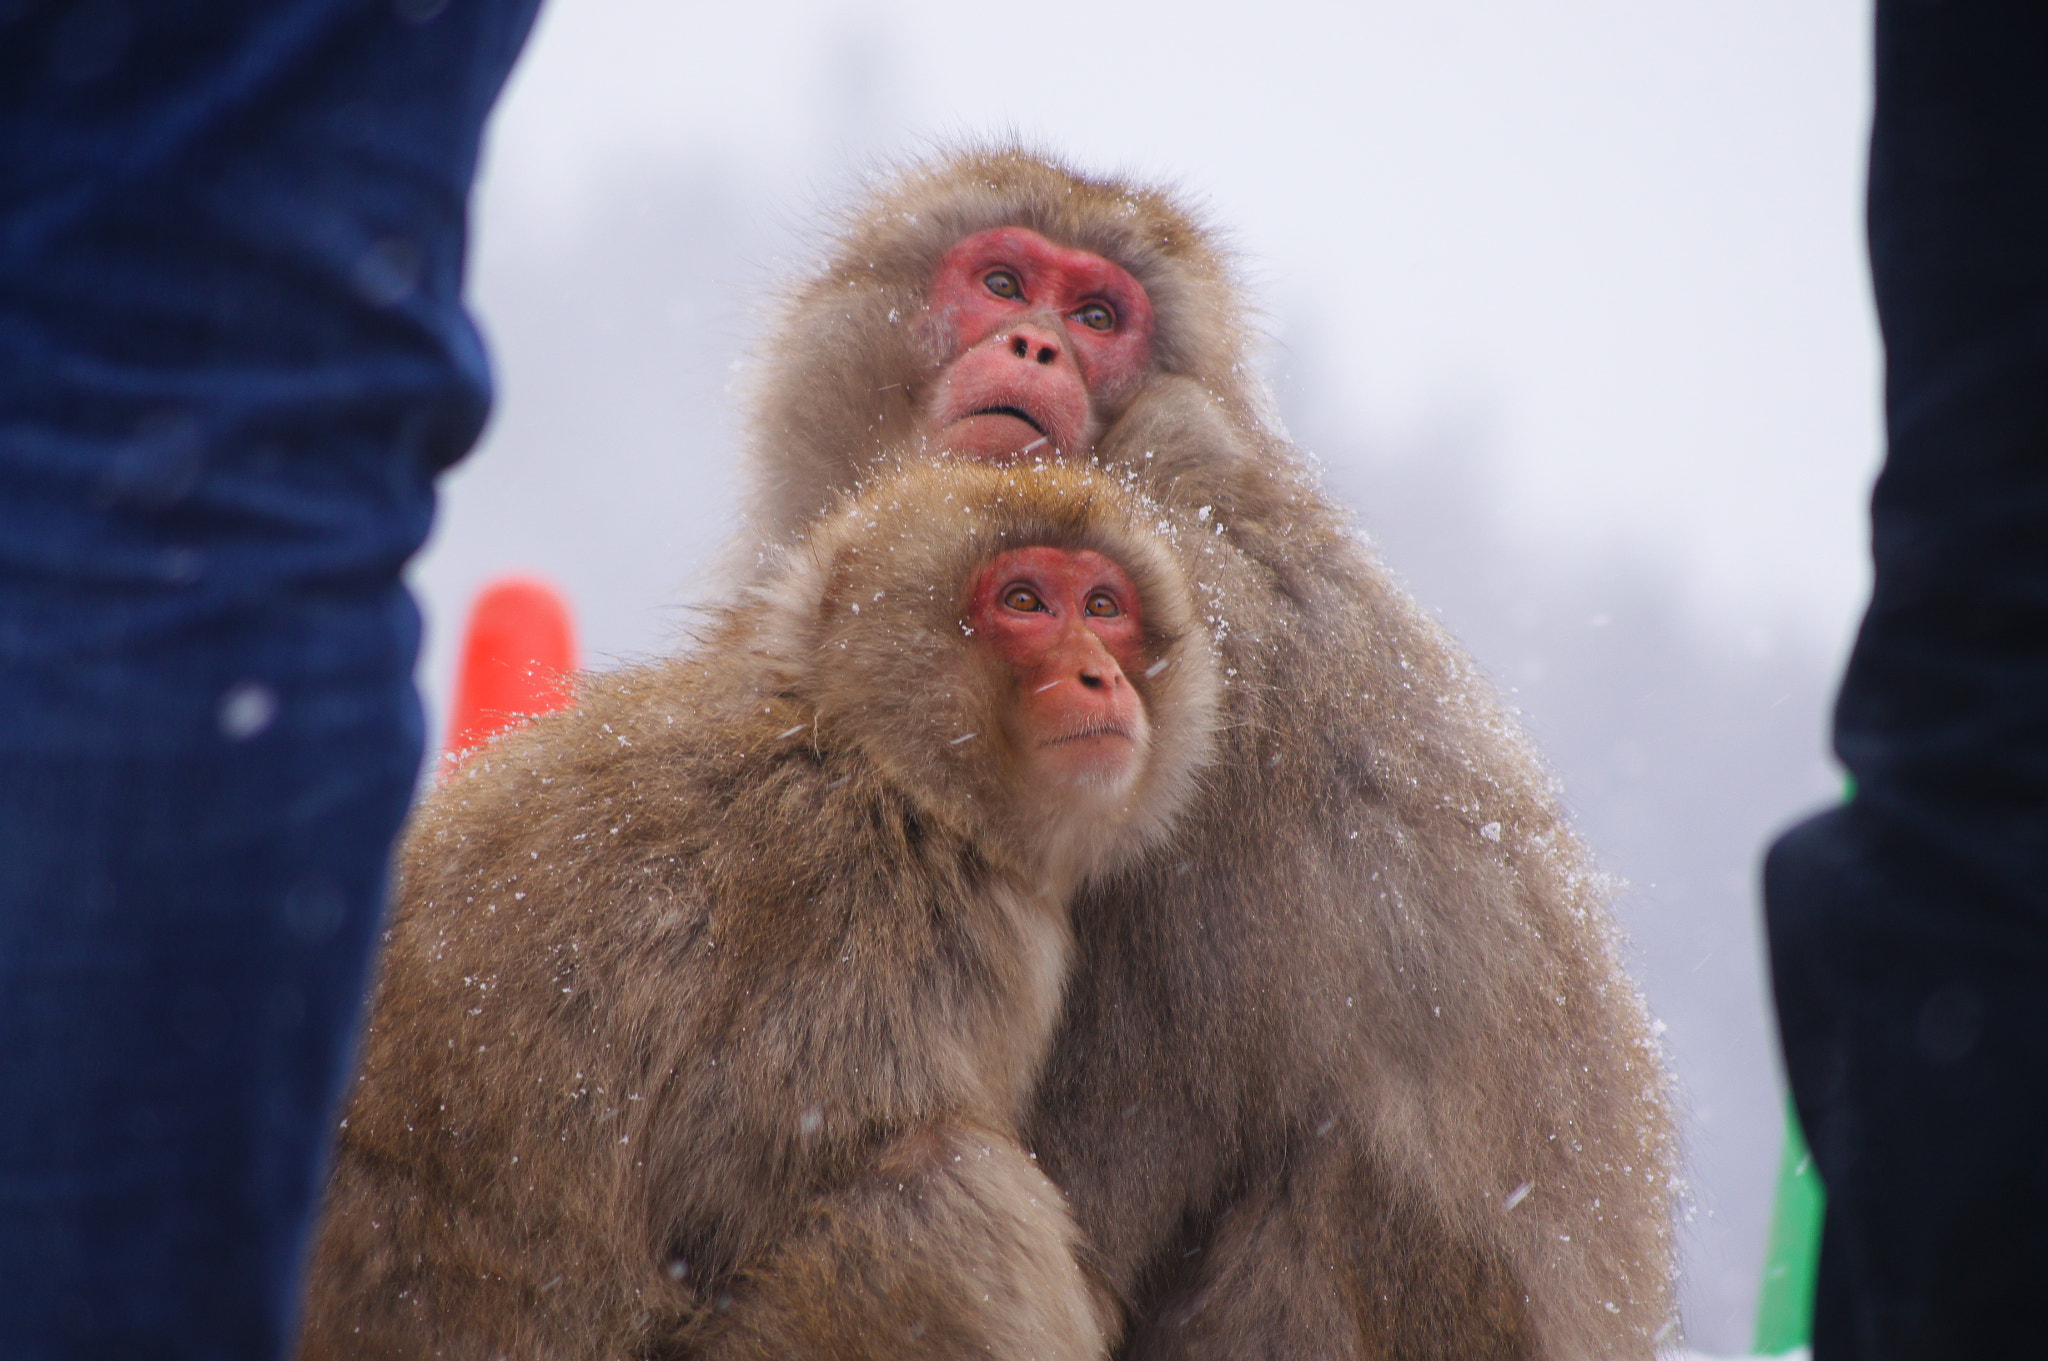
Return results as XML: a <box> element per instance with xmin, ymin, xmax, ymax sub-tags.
<box><xmin>297</xmin><ymin>461</ymin><xmax>1220</xmax><ymax>1361</ymax></box>
<box><xmin>734</xmin><ymin>148</ymin><xmax>1681</xmax><ymax>1358</ymax></box>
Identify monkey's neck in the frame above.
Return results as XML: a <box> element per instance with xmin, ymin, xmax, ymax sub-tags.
<box><xmin>982</xmin><ymin>803</ymin><xmax>1132</xmax><ymax>909</ymax></box>
<box><xmin>975</xmin><ymin>875</ymin><xmax>1080</xmax><ymax>1118</ymax></box>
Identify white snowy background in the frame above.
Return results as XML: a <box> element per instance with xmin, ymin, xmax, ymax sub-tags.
<box><xmin>409</xmin><ymin>2</ymin><xmax>1877</xmax><ymax>1353</ymax></box>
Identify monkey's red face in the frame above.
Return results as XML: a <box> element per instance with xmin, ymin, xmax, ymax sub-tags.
<box><xmin>924</xmin><ymin>228</ymin><xmax>1156</xmax><ymax>463</ymax></box>
<box><xmin>968</xmin><ymin>546</ymin><xmax>1154</xmax><ymax>793</ymax></box>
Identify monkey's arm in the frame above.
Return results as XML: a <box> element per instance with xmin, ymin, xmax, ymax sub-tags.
<box><xmin>1117</xmin><ymin>1146</ymin><xmax>1539</xmax><ymax>1361</ymax></box>
<box><xmin>641</xmin><ymin>907</ymin><xmax>1116</xmax><ymax>1361</ymax></box>
<box><xmin>675</xmin><ymin>1116</ymin><xmax>1114</xmax><ymax>1361</ymax></box>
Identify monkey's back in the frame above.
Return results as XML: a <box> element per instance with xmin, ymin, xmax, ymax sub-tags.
<box><xmin>299</xmin><ymin>647</ymin><xmax>1055</xmax><ymax>1360</ymax></box>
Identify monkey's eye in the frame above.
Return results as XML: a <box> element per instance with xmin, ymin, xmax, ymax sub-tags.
<box><xmin>1084</xmin><ymin>591</ymin><xmax>1121</xmax><ymax>618</ymax></box>
<box><xmin>1073</xmin><ymin>300</ymin><xmax>1116</xmax><ymax>332</ymax></box>
<box><xmin>1002</xmin><ymin>584</ymin><xmax>1045</xmax><ymax>613</ymax></box>
<box><xmin>984</xmin><ymin>270</ymin><xmax>1023</xmax><ymax>301</ymax></box>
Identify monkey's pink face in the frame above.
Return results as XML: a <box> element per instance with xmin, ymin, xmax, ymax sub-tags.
<box><xmin>923</xmin><ymin>228</ymin><xmax>1156</xmax><ymax>463</ymax></box>
<box><xmin>967</xmin><ymin>546</ymin><xmax>1154</xmax><ymax>793</ymax></box>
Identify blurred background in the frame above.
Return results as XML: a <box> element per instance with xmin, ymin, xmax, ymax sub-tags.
<box><xmin>410</xmin><ymin>2</ymin><xmax>1879</xmax><ymax>1351</ymax></box>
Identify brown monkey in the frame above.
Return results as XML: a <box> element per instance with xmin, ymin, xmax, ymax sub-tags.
<box><xmin>733</xmin><ymin>148</ymin><xmax>1681</xmax><ymax>1359</ymax></box>
<box><xmin>297</xmin><ymin>461</ymin><xmax>1220</xmax><ymax>1361</ymax></box>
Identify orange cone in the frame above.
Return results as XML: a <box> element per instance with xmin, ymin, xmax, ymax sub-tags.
<box><xmin>443</xmin><ymin>576</ymin><xmax>578</xmax><ymax>767</ymax></box>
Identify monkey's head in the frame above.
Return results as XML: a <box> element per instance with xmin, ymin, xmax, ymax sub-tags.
<box><xmin>745</xmin><ymin>146</ymin><xmax>1274</xmax><ymax>546</ymax></box>
<box><xmin>965</xmin><ymin>542</ymin><xmax>1151</xmax><ymax>796</ymax></box>
<box><xmin>753</xmin><ymin>459</ymin><xmax>1219</xmax><ymax>885</ymax></box>
<box><xmin>918</xmin><ymin>226</ymin><xmax>1154</xmax><ymax>462</ymax></box>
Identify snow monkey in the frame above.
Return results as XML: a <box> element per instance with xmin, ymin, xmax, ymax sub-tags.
<box><xmin>735</xmin><ymin>147</ymin><xmax>1681</xmax><ymax>1359</ymax></box>
<box><xmin>296</xmin><ymin>461</ymin><xmax>1222</xmax><ymax>1361</ymax></box>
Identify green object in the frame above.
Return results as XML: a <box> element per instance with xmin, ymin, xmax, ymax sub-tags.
<box><xmin>1751</xmin><ymin>772</ymin><xmax>1850</xmax><ymax>1352</ymax></box>
<box><xmin>1753</xmin><ymin>1099</ymin><xmax>1824</xmax><ymax>1353</ymax></box>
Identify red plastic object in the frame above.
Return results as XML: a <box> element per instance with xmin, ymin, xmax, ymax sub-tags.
<box><xmin>443</xmin><ymin>576</ymin><xmax>579</xmax><ymax>767</ymax></box>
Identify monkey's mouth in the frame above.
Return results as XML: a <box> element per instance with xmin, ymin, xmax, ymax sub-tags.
<box><xmin>1044</xmin><ymin>723</ymin><xmax>1133</xmax><ymax>747</ymax></box>
<box><xmin>937</xmin><ymin>404</ymin><xmax>1061</xmax><ymax>463</ymax></box>
<box><xmin>1037</xmin><ymin>723</ymin><xmax>1143</xmax><ymax>792</ymax></box>
<box><xmin>968</xmin><ymin>405</ymin><xmax>1047</xmax><ymax>437</ymax></box>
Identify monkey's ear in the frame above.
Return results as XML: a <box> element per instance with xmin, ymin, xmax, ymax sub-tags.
<box><xmin>732</xmin><ymin>534</ymin><xmax>844</xmax><ymax>685</ymax></box>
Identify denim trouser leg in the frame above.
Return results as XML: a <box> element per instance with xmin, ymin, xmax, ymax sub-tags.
<box><xmin>0</xmin><ymin>2</ymin><xmax>538</xmax><ymax>1354</ymax></box>
<box><xmin>1763</xmin><ymin>2</ymin><xmax>2048</xmax><ymax>1357</ymax></box>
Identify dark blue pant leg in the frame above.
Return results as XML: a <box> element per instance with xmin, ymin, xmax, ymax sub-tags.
<box><xmin>1763</xmin><ymin>3</ymin><xmax>2048</xmax><ymax>1357</ymax></box>
<box><xmin>0</xmin><ymin>2</ymin><xmax>539</xmax><ymax>1355</ymax></box>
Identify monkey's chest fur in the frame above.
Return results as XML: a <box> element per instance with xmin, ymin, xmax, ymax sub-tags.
<box><xmin>304</xmin><ymin>660</ymin><xmax>1078</xmax><ymax>1353</ymax></box>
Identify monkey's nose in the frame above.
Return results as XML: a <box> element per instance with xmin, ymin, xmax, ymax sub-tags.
<box><xmin>1006</xmin><ymin>324</ymin><xmax>1064</xmax><ymax>367</ymax></box>
<box><xmin>1078</xmin><ymin>670</ymin><xmax>1106</xmax><ymax>690</ymax></box>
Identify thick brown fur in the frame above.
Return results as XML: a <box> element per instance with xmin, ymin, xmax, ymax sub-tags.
<box><xmin>297</xmin><ymin>461</ymin><xmax>1220</xmax><ymax>1361</ymax></box>
<box><xmin>734</xmin><ymin>146</ymin><xmax>1681</xmax><ymax>1359</ymax></box>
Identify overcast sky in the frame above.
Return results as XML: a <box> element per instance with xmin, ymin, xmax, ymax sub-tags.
<box><xmin>459</xmin><ymin>0</ymin><xmax>1881</xmax><ymax>643</ymax></box>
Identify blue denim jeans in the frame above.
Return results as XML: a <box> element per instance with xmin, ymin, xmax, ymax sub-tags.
<box><xmin>1764</xmin><ymin>2</ymin><xmax>2048</xmax><ymax>1356</ymax></box>
<box><xmin>0</xmin><ymin>2</ymin><xmax>538</xmax><ymax>1354</ymax></box>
